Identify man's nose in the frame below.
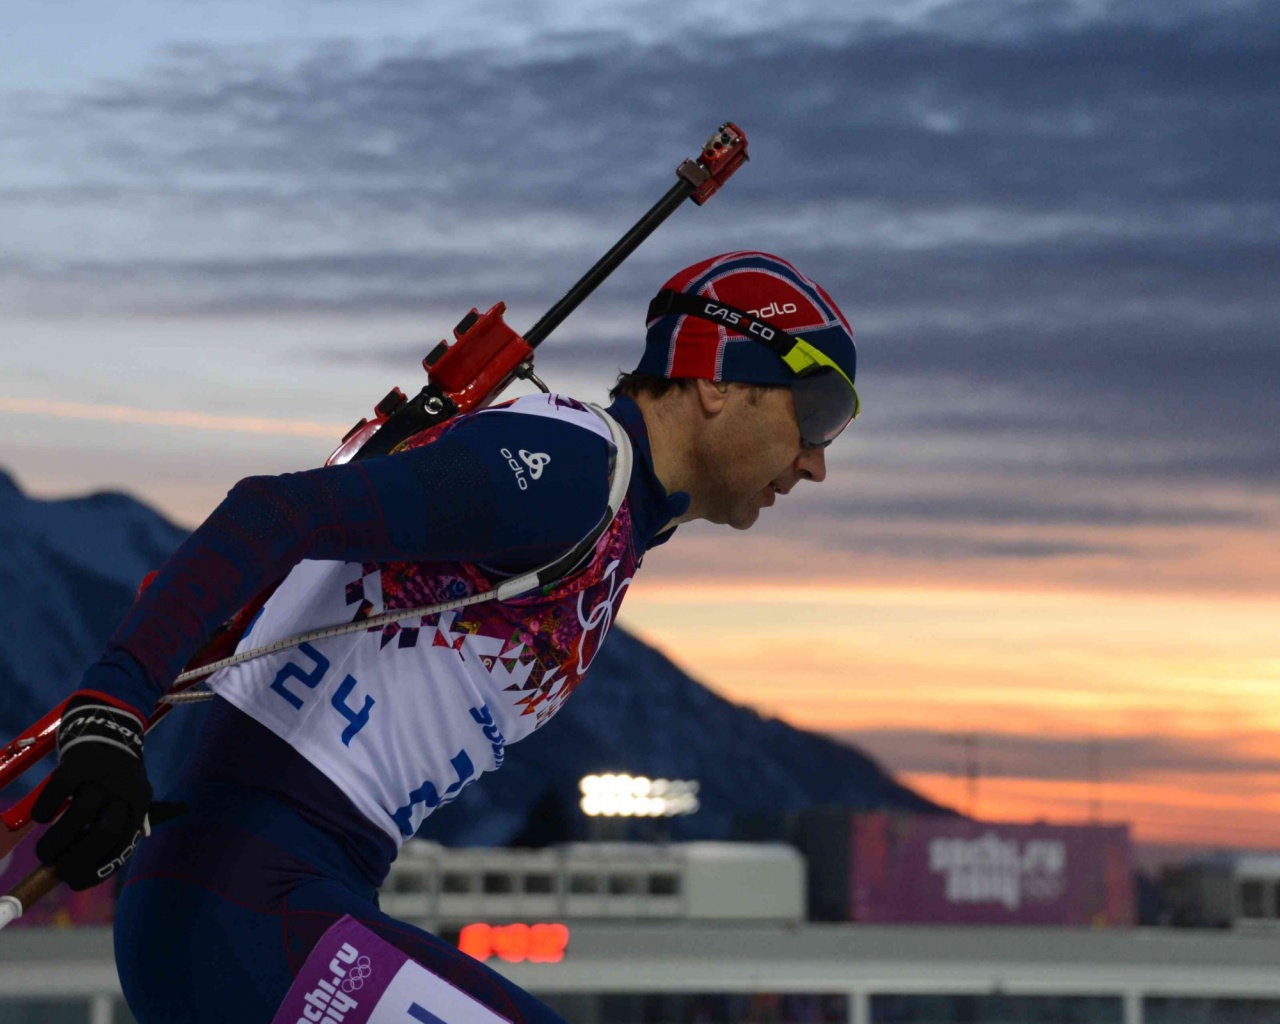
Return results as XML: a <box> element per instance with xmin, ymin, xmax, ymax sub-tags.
<box><xmin>796</xmin><ymin>446</ymin><xmax>827</xmax><ymax>484</ymax></box>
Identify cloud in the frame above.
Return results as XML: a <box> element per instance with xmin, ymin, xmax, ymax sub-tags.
<box><xmin>1</xmin><ymin>0</ymin><xmax>1275</xmax><ymax>543</ymax></box>
<box><xmin>0</xmin><ymin>396</ymin><xmax>344</xmax><ymax>437</ymax></box>
<box><xmin>846</xmin><ymin>726</ymin><xmax>1280</xmax><ymax>783</ymax></box>
<box><xmin>818</xmin><ymin>495</ymin><xmax>1260</xmax><ymax>528</ymax></box>
<box><xmin>6</xmin><ymin>7</ymin><xmax>1274</xmax><ymax>345</ymax></box>
<box><xmin>839</xmin><ymin>527</ymin><xmax>1152</xmax><ymax>560</ymax></box>
<box><xmin>815</xmin><ymin>532</ymin><xmax>1138</xmax><ymax>561</ymax></box>
<box><xmin>7</xmin><ymin>1</ymin><xmax>1275</xmax><ymax>247</ymax></box>
<box><xmin>16</xmin><ymin>1</ymin><xmax>1269</xmax><ymax>243</ymax></box>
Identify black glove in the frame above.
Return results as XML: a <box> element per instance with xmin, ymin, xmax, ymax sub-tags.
<box><xmin>32</xmin><ymin>697</ymin><xmax>152</xmax><ymax>891</ymax></box>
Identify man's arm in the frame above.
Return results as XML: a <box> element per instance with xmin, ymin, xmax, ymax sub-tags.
<box><xmin>90</xmin><ymin>410</ymin><xmax>613</xmax><ymax>719</ymax></box>
<box><xmin>33</xmin><ymin>407</ymin><xmax>612</xmax><ymax>888</ymax></box>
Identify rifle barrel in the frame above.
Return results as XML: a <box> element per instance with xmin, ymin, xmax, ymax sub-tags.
<box><xmin>523</xmin><ymin>179</ymin><xmax>693</xmax><ymax>349</ymax></box>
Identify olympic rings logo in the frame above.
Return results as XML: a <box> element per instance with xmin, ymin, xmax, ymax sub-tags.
<box><xmin>576</xmin><ymin>559</ymin><xmax>631</xmax><ymax>675</ymax></box>
<box><xmin>340</xmin><ymin>956</ymin><xmax>373</xmax><ymax>992</ymax></box>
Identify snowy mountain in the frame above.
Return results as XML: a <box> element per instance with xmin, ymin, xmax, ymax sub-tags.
<box><xmin>422</xmin><ymin>625</ymin><xmax>944</xmax><ymax>845</ymax></box>
<box><xmin>0</xmin><ymin>467</ymin><xmax>940</xmax><ymax>842</ymax></box>
<box><xmin>0</xmin><ymin>468</ymin><xmax>202</xmax><ymax>787</ymax></box>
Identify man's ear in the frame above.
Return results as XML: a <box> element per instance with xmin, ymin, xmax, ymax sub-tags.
<box><xmin>694</xmin><ymin>378</ymin><xmax>730</xmax><ymax>415</ymax></box>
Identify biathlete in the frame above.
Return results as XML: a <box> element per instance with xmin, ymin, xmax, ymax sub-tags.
<box><xmin>32</xmin><ymin>251</ymin><xmax>860</xmax><ymax>1024</ymax></box>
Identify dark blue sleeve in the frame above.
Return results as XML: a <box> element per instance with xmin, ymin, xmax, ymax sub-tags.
<box><xmin>364</xmin><ymin>409</ymin><xmax>614</xmax><ymax>571</ymax></box>
<box><xmin>85</xmin><ymin>410</ymin><xmax>612</xmax><ymax>717</ymax></box>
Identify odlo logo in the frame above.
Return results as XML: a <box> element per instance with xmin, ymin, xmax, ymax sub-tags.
<box><xmin>749</xmin><ymin>301</ymin><xmax>798</xmax><ymax>319</ymax></box>
<box><xmin>96</xmin><ymin>827</ymin><xmax>143</xmax><ymax>879</ymax></box>
<box><xmin>501</xmin><ymin>447</ymin><xmax>550</xmax><ymax>489</ymax></box>
<box><xmin>520</xmin><ymin>450</ymin><xmax>550</xmax><ymax>479</ymax></box>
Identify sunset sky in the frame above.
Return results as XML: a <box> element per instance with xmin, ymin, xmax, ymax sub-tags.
<box><xmin>2</xmin><ymin>0</ymin><xmax>1276</xmax><ymax>857</ymax></box>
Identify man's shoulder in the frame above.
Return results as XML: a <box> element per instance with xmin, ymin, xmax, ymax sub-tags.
<box><xmin>474</xmin><ymin>393</ymin><xmax>612</xmax><ymax>442</ymax></box>
<box><xmin>444</xmin><ymin>394</ymin><xmax>618</xmax><ymax>544</ymax></box>
<box><xmin>438</xmin><ymin>394</ymin><xmax>615</xmax><ymax>494</ymax></box>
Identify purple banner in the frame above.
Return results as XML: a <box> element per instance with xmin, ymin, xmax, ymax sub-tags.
<box><xmin>850</xmin><ymin>813</ymin><xmax>1135</xmax><ymax>926</ymax></box>
<box><xmin>272</xmin><ymin>915</ymin><xmax>407</xmax><ymax>1024</ymax></box>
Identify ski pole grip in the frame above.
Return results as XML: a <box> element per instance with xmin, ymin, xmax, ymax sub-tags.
<box><xmin>0</xmin><ymin>864</ymin><xmax>58</xmax><ymax>932</ymax></box>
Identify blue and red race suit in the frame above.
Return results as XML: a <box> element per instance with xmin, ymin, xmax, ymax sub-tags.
<box><xmin>73</xmin><ymin>394</ymin><xmax>688</xmax><ymax>1024</ymax></box>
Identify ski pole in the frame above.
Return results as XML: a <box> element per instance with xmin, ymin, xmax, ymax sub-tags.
<box><xmin>0</xmin><ymin>866</ymin><xmax>55</xmax><ymax>930</ymax></box>
<box><xmin>0</xmin><ymin>802</ymin><xmax>185</xmax><ymax>931</ymax></box>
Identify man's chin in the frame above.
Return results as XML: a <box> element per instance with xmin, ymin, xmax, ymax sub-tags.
<box><xmin>728</xmin><ymin>507</ymin><xmax>761</xmax><ymax>531</ymax></box>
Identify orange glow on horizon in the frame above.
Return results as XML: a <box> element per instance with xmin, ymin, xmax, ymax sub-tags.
<box><xmin>618</xmin><ymin>579</ymin><xmax>1280</xmax><ymax>852</ymax></box>
<box><xmin>0</xmin><ymin>396</ymin><xmax>345</xmax><ymax>438</ymax></box>
<box><xmin>901</xmin><ymin>771</ymin><xmax>1280</xmax><ymax>849</ymax></box>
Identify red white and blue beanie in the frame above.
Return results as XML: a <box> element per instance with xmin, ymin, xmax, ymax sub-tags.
<box><xmin>634</xmin><ymin>251</ymin><xmax>857</xmax><ymax>388</ymax></box>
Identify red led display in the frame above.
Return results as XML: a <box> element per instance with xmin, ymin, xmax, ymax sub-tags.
<box><xmin>458</xmin><ymin>922</ymin><xmax>570</xmax><ymax>963</ymax></box>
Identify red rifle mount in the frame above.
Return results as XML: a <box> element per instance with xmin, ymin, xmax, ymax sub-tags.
<box><xmin>324</xmin><ymin>300</ymin><xmax>536</xmax><ymax>467</ymax></box>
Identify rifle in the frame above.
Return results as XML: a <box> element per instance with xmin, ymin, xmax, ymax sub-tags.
<box><xmin>0</xmin><ymin>123</ymin><xmax>749</xmax><ymax>926</ymax></box>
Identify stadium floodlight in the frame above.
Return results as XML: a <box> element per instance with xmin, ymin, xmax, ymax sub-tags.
<box><xmin>578</xmin><ymin>773</ymin><xmax>700</xmax><ymax>818</ymax></box>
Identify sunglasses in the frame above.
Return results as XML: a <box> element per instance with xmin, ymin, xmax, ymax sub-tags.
<box><xmin>647</xmin><ymin>290</ymin><xmax>861</xmax><ymax>449</ymax></box>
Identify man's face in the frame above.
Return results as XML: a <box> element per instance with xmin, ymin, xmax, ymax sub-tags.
<box><xmin>697</xmin><ymin>383</ymin><xmax>828</xmax><ymax>530</ymax></box>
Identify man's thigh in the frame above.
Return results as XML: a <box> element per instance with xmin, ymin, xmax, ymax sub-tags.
<box><xmin>115</xmin><ymin>856</ymin><xmax>565</xmax><ymax>1024</ymax></box>
<box><xmin>281</xmin><ymin>879</ymin><xmax>569</xmax><ymax>1024</ymax></box>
